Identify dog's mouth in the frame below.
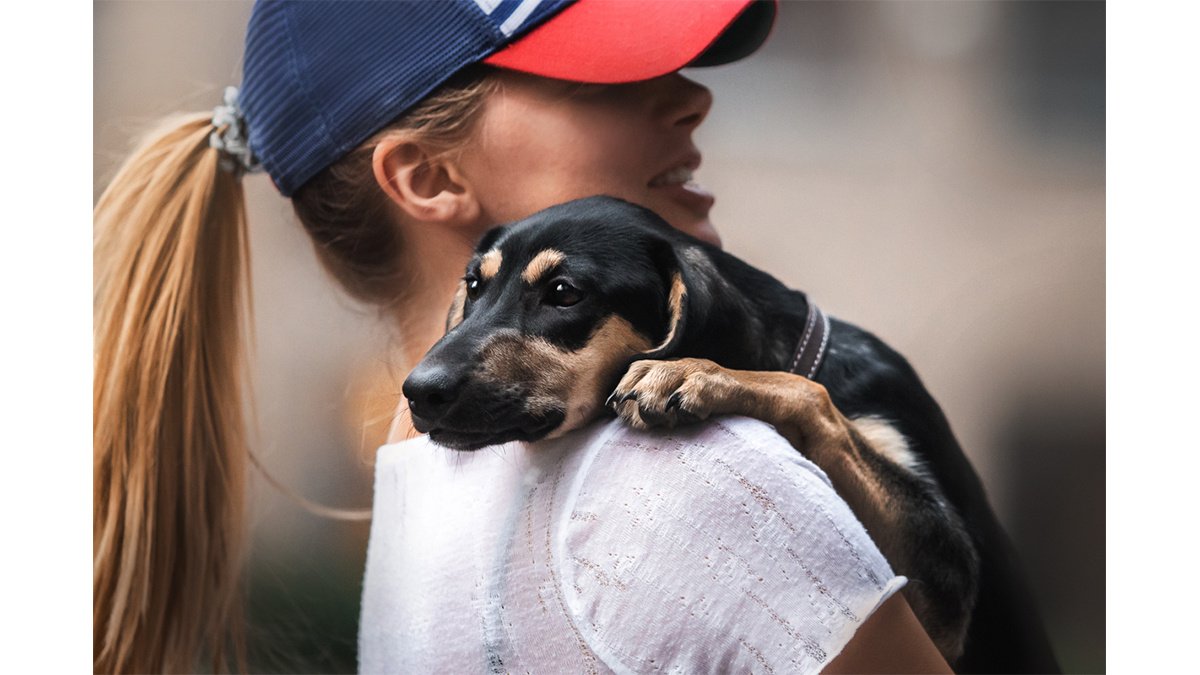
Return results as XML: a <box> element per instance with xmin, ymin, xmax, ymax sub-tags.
<box><xmin>419</xmin><ymin>409</ymin><xmax>566</xmax><ymax>451</ymax></box>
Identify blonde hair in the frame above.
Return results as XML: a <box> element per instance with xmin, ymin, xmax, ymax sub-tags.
<box><xmin>94</xmin><ymin>113</ymin><xmax>251</xmax><ymax>673</ymax></box>
<box><xmin>93</xmin><ymin>69</ymin><xmax>499</xmax><ymax>673</ymax></box>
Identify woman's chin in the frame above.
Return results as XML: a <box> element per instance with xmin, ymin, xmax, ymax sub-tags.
<box><xmin>676</xmin><ymin>219</ymin><xmax>722</xmax><ymax>248</ymax></box>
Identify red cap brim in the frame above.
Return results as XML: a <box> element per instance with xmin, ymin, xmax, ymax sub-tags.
<box><xmin>484</xmin><ymin>0</ymin><xmax>767</xmax><ymax>84</ymax></box>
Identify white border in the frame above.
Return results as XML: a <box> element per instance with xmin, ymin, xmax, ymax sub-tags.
<box><xmin>5</xmin><ymin>2</ymin><xmax>92</xmax><ymax>672</ymax></box>
<box><xmin>1108</xmin><ymin>1</ymin><xmax>1199</xmax><ymax>672</ymax></box>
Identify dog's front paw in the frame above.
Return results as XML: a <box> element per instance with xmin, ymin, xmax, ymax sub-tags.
<box><xmin>606</xmin><ymin>358</ymin><xmax>736</xmax><ymax>430</ymax></box>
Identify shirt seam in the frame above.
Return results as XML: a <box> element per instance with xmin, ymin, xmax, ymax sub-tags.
<box><xmin>553</xmin><ymin>420</ymin><xmax>639</xmax><ymax>675</ymax></box>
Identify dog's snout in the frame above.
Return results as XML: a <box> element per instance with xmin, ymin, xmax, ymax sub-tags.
<box><xmin>403</xmin><ymin>364</ymin><xmax>464</xmax><ymax>423</ymax></box>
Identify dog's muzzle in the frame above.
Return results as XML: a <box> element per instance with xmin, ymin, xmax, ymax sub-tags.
<box><xmin>403</xmin><ymin>361</ymin><xmax>565</xmax><ymax>450</ymax></box>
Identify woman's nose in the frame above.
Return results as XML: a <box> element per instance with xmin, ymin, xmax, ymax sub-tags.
<box><xmin>657</xmin><ymin>74</ymin><xmax>713</xmax><ymax>131</ymax></box>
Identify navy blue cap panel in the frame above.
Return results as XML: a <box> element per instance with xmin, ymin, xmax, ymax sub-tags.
<box><xmin>297</xmin><ymin>1</ymin><xmax>498</xmax><ymax>179</ymax></box>
<box><xmin>241</xmin><ymin>1</ymin><xmax>314</xmax><ymax>195</ymax></box>
<box><xmin>241</xmin><ymin>0</ymin><xmax>574</xmax><ymax>197</ymax></box>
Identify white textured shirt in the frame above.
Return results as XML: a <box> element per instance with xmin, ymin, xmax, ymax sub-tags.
<box><xmin>359</xmin><ymin>416</ymin><xmax>905</xmax><ymax>674</ymax></box>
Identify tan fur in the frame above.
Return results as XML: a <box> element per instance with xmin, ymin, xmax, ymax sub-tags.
<box><xmin>647</xmin><ymin>272</ymin><xmax>686</xmax><ymax>352</ymax></box>
<box><xmin>480</xmin><ymin>248</ymin><xmax>503</xmax><ymax>280</ymax></box>
<box><xmin>476</xmin><ymin>330</ymin><xmax>571</xmax><ymax>414</ymax></box>
<box><xmin>445</xmin><ymin>281</ymin><xmax>467</xmax><ymax>331</ymax></box>
<box><xmin>521</xmin><ymin>248</ymin><xmax>566</xmax><ymax>284</ymax></box>
<box><xmin>614</xmin><ymin>363</ymin><xmax>846</xmax><ymax>449</ymax></box>
<box><xmin>475</xmin><ymin>316</ymin><xmax>652</xmax><ymax>436</ymax></box>
<box><xmin>852</xmin><ymin>415</ymin><xmax>921</xmax><ymax>474</ymax></box>
<box><xmin>555</xmin><ymin>316</ymin><xmax>653</xmax><ymax>433</ymax></box>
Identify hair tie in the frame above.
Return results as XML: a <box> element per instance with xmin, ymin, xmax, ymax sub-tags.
<box><xmin>210</xmin><ymin>86</ymin><xmax>262</xmax><ymax>176</ymax></box>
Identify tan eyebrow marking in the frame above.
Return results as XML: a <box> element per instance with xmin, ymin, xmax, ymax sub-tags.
<box><xmin>522</xmin><ymin>248</ymin><xmax>566</xmax><ymax>284</ymax></box>
<box><xmin>480</xmin><ymin>248</ymin><xmax>503</xmax><ymax>280</ymax></box>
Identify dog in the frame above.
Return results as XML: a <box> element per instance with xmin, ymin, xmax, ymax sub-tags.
<box><xmin>403</xmin><ymin>196</ymin><xmax>1059</xmax><ymax>672</ymax></box>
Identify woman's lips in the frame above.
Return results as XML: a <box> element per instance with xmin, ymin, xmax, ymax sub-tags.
<box><xmin>652</xmin><ymin>179</ymin><xmax>716</xmax><ymax>216</ymax></box>
<box><xmin>649</xmin><ymin>164</ymin><xmax>696</xmax><ymax>187</ymax></box>
<box><xmin>649</xmin><ymin>163</ymin><xmax>715</xmax><ymax>216</ymax></box>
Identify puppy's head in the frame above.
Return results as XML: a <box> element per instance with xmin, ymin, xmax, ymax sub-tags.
<box><xmin>403</xmin><ymin>196</ymin><xmax>709</xmax><ymax>450</ymax></box>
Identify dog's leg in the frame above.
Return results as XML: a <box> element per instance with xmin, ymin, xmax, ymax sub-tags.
<box><xmin>610</xmin><ymin>358</ymin><xmax>978</xmax><ymax>662</ymax></box>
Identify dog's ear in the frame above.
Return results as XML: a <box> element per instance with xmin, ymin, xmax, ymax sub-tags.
<box><xmin>640</xmin><ymin>239</ymin><xmax>719</xmax><ymax>359</ymax></box>
<box><xmin>475</xmin><ymin>224</ymin><xmax>507</xmax><ymax>254</ymax></box>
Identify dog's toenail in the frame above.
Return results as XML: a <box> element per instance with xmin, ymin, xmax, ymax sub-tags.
<box><xmin>665</xmin><ymin>392</ymin><xmax>682</xmax><ymax>411</ymax></box>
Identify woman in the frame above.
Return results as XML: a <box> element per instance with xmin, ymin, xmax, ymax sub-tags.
<box><xmin>94</xmin><ymin>1</ymin><xmax>949</xmax><ymax>672</ymax></box>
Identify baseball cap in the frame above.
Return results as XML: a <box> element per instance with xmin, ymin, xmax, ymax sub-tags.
<box><xmin>240</xmin><ymin>0</ymin><xmax>777</xmax><ymax>197</ymax></box>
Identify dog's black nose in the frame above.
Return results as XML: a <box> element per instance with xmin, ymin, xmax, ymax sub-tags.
<box><xmin>402</xmin><ymin>364</ymin><xmax>463</xmax><ymax>423</ymax></box>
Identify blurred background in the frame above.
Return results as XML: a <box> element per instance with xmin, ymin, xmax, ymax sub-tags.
<box><xmin>94</xmin><ymin>1</ymin><xmax>1104</xmax><ymax>672</ymax></box>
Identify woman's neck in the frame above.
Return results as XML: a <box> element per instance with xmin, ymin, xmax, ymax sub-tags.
<box><xmin>386</xmin><ymin>222</ymin><xmax>481</xmax><ymax>442</ymax></box>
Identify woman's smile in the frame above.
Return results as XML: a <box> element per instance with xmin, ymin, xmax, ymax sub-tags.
<box><xmin>461</xmin><ymin>71</ymin><xmax>723</xmax><ymax>246</ymax></box>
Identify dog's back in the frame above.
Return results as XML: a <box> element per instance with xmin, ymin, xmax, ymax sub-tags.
<box><xmin>815</xmin><ymin>320</ymin><xmax>1060</xmax><ymax>672</ymax></box>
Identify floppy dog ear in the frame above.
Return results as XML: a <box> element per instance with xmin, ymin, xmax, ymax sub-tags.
<box><xmin>640</xmin><ymin>240</ymin><xmax>719</xmax><ymax>360</ymax></box>
<box><xmin>475</xmin><ymin>224</ymin><xmax>507</xmax><ymax>253</ymax></box>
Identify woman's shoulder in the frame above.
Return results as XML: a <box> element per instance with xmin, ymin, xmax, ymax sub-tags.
<box><xmin>556</xmin><ymin>415</ymin><xmax>906</xmax><ymax>673</ymax></box>
<box><xmin>567</xmin><ymin>415</ymin><xmax>842</xmax><ymax>516</ymax></box>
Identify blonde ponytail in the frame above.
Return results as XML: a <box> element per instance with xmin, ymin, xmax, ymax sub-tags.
<box><xmin>94</xmin><ymin>113</ymin><xmax>251</xmax><ymax>673</ymax></box>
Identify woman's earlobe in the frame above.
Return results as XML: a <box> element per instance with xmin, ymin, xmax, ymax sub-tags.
<box><xmin>441</xmin><ymin>163</ymin><xmax>482</xmax><ymax>224</ymax></box>
<box><xmin>372</xmin><ymin>136</ymin><xmax>479</xmax><ymax>225</ymax></box>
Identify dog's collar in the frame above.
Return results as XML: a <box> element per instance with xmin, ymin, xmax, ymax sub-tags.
<box><xmin>788</xmin><ymin>300</ymin><xmax>831</xmax><ymax>379</ymax></box>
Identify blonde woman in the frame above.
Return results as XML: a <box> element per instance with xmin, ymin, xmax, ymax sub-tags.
<box><xmin>95</xmin><ymin>1</ymin><xmax>953</xmax><ymax>672</ymax></box>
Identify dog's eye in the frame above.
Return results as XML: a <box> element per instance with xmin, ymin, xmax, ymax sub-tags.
<box><xmin>546</xmin><ymin>280</ymin><xmax>583</xmax><ymax>307</ymax></box>
<box><xmin>464</xmin><ymin>275</ymin><xmax>482</xmax><ymax>300</ymax></box>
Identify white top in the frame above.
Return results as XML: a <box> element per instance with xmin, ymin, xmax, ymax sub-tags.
<box><xmin>359</xmin><ymin>416</ymin><xmax>906</xmax><ymax>674</ymax></box>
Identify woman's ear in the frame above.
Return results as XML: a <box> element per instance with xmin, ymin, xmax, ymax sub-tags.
<box><xmin>372</xmin><ymin>134</ymin><xmax>480</xmax><ymax>226</ymax></box>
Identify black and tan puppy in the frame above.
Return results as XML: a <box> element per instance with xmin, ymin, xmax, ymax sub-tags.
<box><xmin>404</xmin><ymin>196</ymin><xmax>1058</xmax><ymax>672</ymax></box>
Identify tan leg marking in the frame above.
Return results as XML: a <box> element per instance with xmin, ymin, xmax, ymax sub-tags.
<box><xmin>521</xmin><ymin>249</ymin><xmax>565</xmax><ymax>284</ymax></box>
<box><xmin>611</xmin><ymin>360</ymin><xmax>841</xmax><ymax>441</ymax></box>
<box><xmin>480</xmin><ymin>248</ymin><xmax>503</xmax><ymax>280</ymax></box>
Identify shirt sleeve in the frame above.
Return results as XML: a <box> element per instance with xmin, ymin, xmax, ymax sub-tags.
<box><xmin>555</xmin><ymin>416</ymin><xmax>906</xmax><ymax>674</ymax></box>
